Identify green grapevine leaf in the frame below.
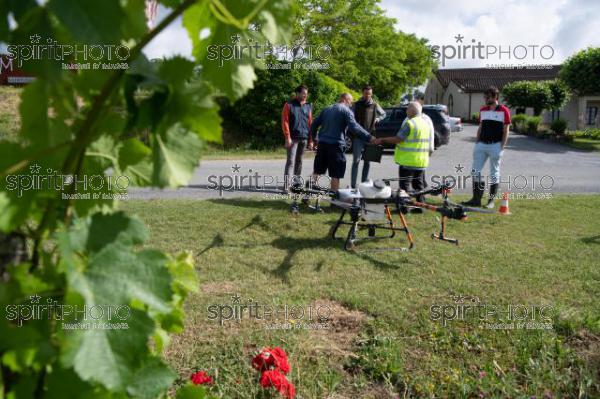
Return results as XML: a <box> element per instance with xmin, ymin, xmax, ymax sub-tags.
<box><xmin>57</xmin><ymin>213</ymin><xmax>175</xmax><ymax>390</ymax></box>
<box><xmin>18</xmin><ymin>78</ymin><xmax>49</xmax><ymax>149</ymax></box>
<box><xmin>151</xmin><ymin>124</ymin><xmax>202</xmax><ymax>188</ymax></box>
<box><xmin>126</xmin><ymin>357</ymin><xmax>177</xmax><ymax>399</ymax></box>
<box><xmin>47</xmin><ymin>0</ymin><xmax>130</xmax><ymax>43</ymax></box>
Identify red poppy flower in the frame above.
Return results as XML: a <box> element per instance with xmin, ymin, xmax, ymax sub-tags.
<box><xmin>270</xmin><ymin>347</ymin><xmax>291</xmax><ymax>374</ymax></box>
<box><xmin>260</xmin><ymin>370</ymin><xmax>296</xmax><ymax>399</ymax></box>
<box><xmin>190</xmin><ymin>370</ymin><xmax>213</xmax><ymax>385</ymax></box>
<box><xmin>252</xmin><ymin>347</ymin><xmax>291</xmax><ymax>374</ymax></box>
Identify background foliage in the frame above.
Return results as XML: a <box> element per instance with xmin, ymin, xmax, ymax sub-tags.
<box><xmin>559</xmin><ymin>47</ymin><xmax>600</xmax><ymax>95</ymax></box>
<box><xmin>219</xmin><ymin>0</ymin><xmax>434</xmax><ymax>149</ymax></box>
<box><xmin>220</xmin><ymin>66</ymin><xmax>359</xmax><ymax>149</ymax></box>
<box><xmin>502</xmin><ymin>80</ymin><xmax>570</xmax><ymax>116</ymax></box>
<box><xmin>0</xmin><ymin>0</ymin><xmax>293</xmax><ymax>397</ymax></box>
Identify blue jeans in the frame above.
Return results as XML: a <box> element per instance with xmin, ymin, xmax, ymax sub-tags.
<box><xmin>351</xmin><ymin>139</ymin><xmax>370</xmax><ymax>188</ymax></box>
<box><xmin>471</xmin><ymin>141</ymin><xmax>504</xmax><ymax>184</ymax></box>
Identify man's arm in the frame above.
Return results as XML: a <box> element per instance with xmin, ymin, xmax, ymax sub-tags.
<box><xmin>476</xmin><ymin>110</ymin><xmax>482</xmax><ymax>141</ymax></box>
<box><xmin>379</xmin><ymin>120</ymin><xmax>410</xmax><ymax>145</ymax></box>
<box><xmin>501</xmin><ymin>107</ymin><xmax>511</xmax><ymax>149</ymax></box>
<box><xmin>375</xmin><ymin>103</ymin><xmax>386</xmax><ymax>123</ymax></box>
<box><xmin>502</xmin><ymin>124</ymin><xmax>510</xmax><ymax>149</ymax></box>
<box><xmin>281</xmin><ymin>103</ymin><xmax>291</xmax><ymax>147</ymax></box>
<box><xmin>307</xmin><ymin>109</ymin><xmax>313</xmax><ymax>148</ymax></box>
<box><xmin>427</xmin><ymin>117</ymin><xmax>435</xmax><ymax>154</ymax></box>
<box><xmin>310</xmin><ymin>111</ymin><xmax>322</xmax><ymax>143</ymax></box>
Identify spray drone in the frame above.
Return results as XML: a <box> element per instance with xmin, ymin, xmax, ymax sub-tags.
<box><xmin>289</xmin><ymin>179</ymin><xmax>494</xmax><ymax>251</ymax></box>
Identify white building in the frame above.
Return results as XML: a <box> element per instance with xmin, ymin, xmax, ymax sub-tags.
<box><xmin>424</xmin><ymin>66</ymin><xmax>600</xmax><ymax>130</ymax></box>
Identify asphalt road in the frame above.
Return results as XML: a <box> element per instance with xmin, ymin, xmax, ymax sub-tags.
<box><xmin>128</xmin><ymin>124</ymin><xmax>600</xmax><ymax>199</ymax></box>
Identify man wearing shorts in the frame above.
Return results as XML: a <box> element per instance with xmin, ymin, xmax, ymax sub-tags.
<box><xmin>310</xmin><ymin>93</ymin><xmax>377</xmax><ymax>191</ymax></box>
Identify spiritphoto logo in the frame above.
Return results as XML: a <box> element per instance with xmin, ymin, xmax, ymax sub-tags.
<box><xmin>430</xmin><ymin>294</ymin><xmax>554</xmax><ymax>330</ymax></box>
<box><xmin>206</xmin><ymin>163</ymin><xmax>331</xmax><ymax>197</ymax></box>
<box><xmin>6</xmin><ymin>34</ymin><xmax>131</xmax><ymax>70</ymax></box>
<box><xmin>5</xmin><ymin>163</ymin><xmax>130</xmax><ymax>199</ymax></box>
<box><xmin>4</xmin><ymin>294</ymin><xmax>131</xmax><ymax>330</ymax></box>
<box><xmin>207</xmin><ymin>34</ymin><xmax>331</xmax><ymax>70</ymax></box>
<box><xmin>429</xmin><ymin>33</ymin><xmax>556</xmax><ymax>67</ymax></box>
<box><xmin>429</xmin><ymin>163</ymin><xmax>555</xmax><ymax>197</ymax></box>
<box><xmin>206</xmin><ymin>294</ymin><xmax>332</xmax><ymax>330</ymax></box>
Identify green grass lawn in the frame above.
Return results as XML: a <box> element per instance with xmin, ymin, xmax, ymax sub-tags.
<box><xmin>121</xmin><ymin>195</ymin><xmax>600</xmax><ymax>398</ymax></box>
<box><xmin>0</xmin><ymin>87</ymin><xmax>21</xmax><ymax>141</ymax></box>
<box><xmin>566</xmin><ymin>138</ymin><xmax>600</xmax><ymax>152</ymax></box>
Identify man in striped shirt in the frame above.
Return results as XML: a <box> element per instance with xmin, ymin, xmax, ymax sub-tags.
<box><xmin>463</xmin><ymin>86</ymin><xmax>511</xmax><ymax>208</ymax></box>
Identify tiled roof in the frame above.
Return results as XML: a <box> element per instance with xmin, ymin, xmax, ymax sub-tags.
<box><xmin>434</xmin><ymin>66</ymin><xmax>562</xmax><ymax>92</ymax></box>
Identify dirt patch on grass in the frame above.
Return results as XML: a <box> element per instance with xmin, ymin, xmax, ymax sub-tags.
<box><xmin>567</xmin><ymin>329</ymin><xmax>600</xmax><ymax>377</ymax></box>
<box><xmin>329</xmin><ymin>383</ymin><xmax>397</xmax><ymax>399</ymax></box>
<box><xmin>200</xmin><ymin>281</ymin><xmax>239</xmax><ymax>295</ymax></box>
<box><xmin>305</xmin><ymin>299</ymin><xmax>370</xmax><ymax>357</ymax></box>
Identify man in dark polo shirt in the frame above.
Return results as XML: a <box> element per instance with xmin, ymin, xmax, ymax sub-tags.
<box><xmin>282</xmin><ymin>85</ymin><xmax>313</xmax><ymax>191</ymax></box>
<box><xmin>351</xmin><ymin>85</ymin><xmax>386</xmax><ymax>188</ymax></box>
<box><xmin>463</xmin><ymin>86</ymin><xmax>511</xmax><ymax>208</ymax></box>
<box><xmin>310</xmin><ymin>93</ymin><xmax>377</xmax><ymax>191</ymax></box>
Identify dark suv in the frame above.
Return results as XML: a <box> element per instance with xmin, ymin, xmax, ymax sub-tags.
<box><xmin>372</xmin><ymin>104</ymin><xmax>450</xmax><ymax>149</ymax></box>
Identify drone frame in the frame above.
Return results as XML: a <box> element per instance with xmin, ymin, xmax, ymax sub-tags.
<box><xmin>290</xmin><ymin>180</ymin><xmax>493</xmax><ymax>251</ymax></box>
<box><xmin>328</xmin><ymin>196</ymin><xmax>415</xmax><ymax>252</ymax></box>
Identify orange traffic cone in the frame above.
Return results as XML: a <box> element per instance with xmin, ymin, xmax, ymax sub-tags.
<box><xmin>498</xmin><ymin>192</ymin><xmax>511</xmax><ymax>215</ymax></box>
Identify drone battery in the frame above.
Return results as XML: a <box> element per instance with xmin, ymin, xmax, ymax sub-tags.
<box><xmin>362</xmin><ymin>144</ymin><xmax>384</xmax><ymax>163</ymax></box>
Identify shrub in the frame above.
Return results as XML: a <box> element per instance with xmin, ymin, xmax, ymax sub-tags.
<box><xmin>563</xmin><ymin>131</ymin><xmax>577</xmax><ymax>142</ymax></box>
<box><xmin>471</xmin><ymin>112</ymin><xmax>479</xmax><ymax>122</ymax></box>
<box><xmin>503</xmin><ymin>80</ymin><xmax>551</xmax><ymax>115</ymax></box>
<box><xmin>566</xmin><ymin>128</ymin><xmax>600</xmax><ymax>140</ymax></box>
<box><xmin>511</xmin><ymin>114</ymin><xmax>528</xmax><ymax>133</ymax></box>
<box><xmin>221</xmin><ymin>66</ymin><xmax>360</xmax><ymax>149</ymax></box>
<box><xmin>550</xmin><ymin>119</ymin><xmax>568</xmax><ymax>136</ymax></box>
<box><xmin>580</xmin><ymin>128</ymin><xmax>600</xmax><ymax>140</ymax></box>
<box><xmin>526</xmin><ymin>116</ymin><xmax>542</xmax><ymax>135</ymax></box>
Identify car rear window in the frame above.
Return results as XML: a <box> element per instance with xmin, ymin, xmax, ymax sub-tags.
<box><xmin>393</xmin><ymin>109</ymin><xmax>406</xmax><ymax>121</ymax></box>
<box><xmin>424</xmin><ymin>109</ymin><xmax>448</xmax><ymax>124</ymax></box>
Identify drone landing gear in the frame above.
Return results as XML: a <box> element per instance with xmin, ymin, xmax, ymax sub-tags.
<box><xmin>290</xmin><ymin>196</ymin><xmax>323</xmax><ymax>214</ymax></box>
<box><xmin>330</xmin><ymin>204</ymin><xmax>414</xmax><ymax>252</ymax></box>
<box><xmin>431</xmin><ymin>215</ymin><xmax>459</xmax><ymax>245</ymax></box>
<box><xmin>306</xmin><ymin>197</ymin><xmax>324</xmax><ymax>212</ymax></box>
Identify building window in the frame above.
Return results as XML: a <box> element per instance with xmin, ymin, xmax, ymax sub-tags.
<box><xmin>585</xmin><ymin>106</ymin><xmax>598</xmax><ymax>125</ymax></box>
<box><xmin>551</xmin><ymin>109</ymin><xmax>560</xmax><ymax>121</ymax></box>
<box><xmin>447</xmin><ymin>94</ymin><xmax>454</xmax><ymax>115</ymax></box>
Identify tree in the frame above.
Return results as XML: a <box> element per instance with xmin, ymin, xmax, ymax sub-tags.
<box><xmin>502</xmin><ymin>80</ymin><xmax>569</xmax><ymax>116</ymax></box>
<box><xmin>292</xmin><ymin>0</ymin><xmax>433</xmax><ymax>105</ymax></box>
<box><xmin>0</xmin><ymin>0</ymin><xmax>292</xmax><ymax>397</ymax></box>
<box><xmin>546</xmin><ymin>80</ymin><xmax>570</xmax><ymax>110</ymax></box>
<box><xmin>559</xmin><ymin>47</ymin><xmax>600</xmax><ymax>95</ymax></box>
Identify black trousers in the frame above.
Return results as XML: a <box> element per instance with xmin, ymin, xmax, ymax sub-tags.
<box><xmin>399</xmin><ymin>166</ymin><xmax>425</xmax><ymax>202</ymax></box>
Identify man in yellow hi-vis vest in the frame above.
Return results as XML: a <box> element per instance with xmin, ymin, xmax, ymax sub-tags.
<box><xmin>374</xmin><ymin>102</ymin><xmax>430</xmax><ymax>207</ymax></box>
